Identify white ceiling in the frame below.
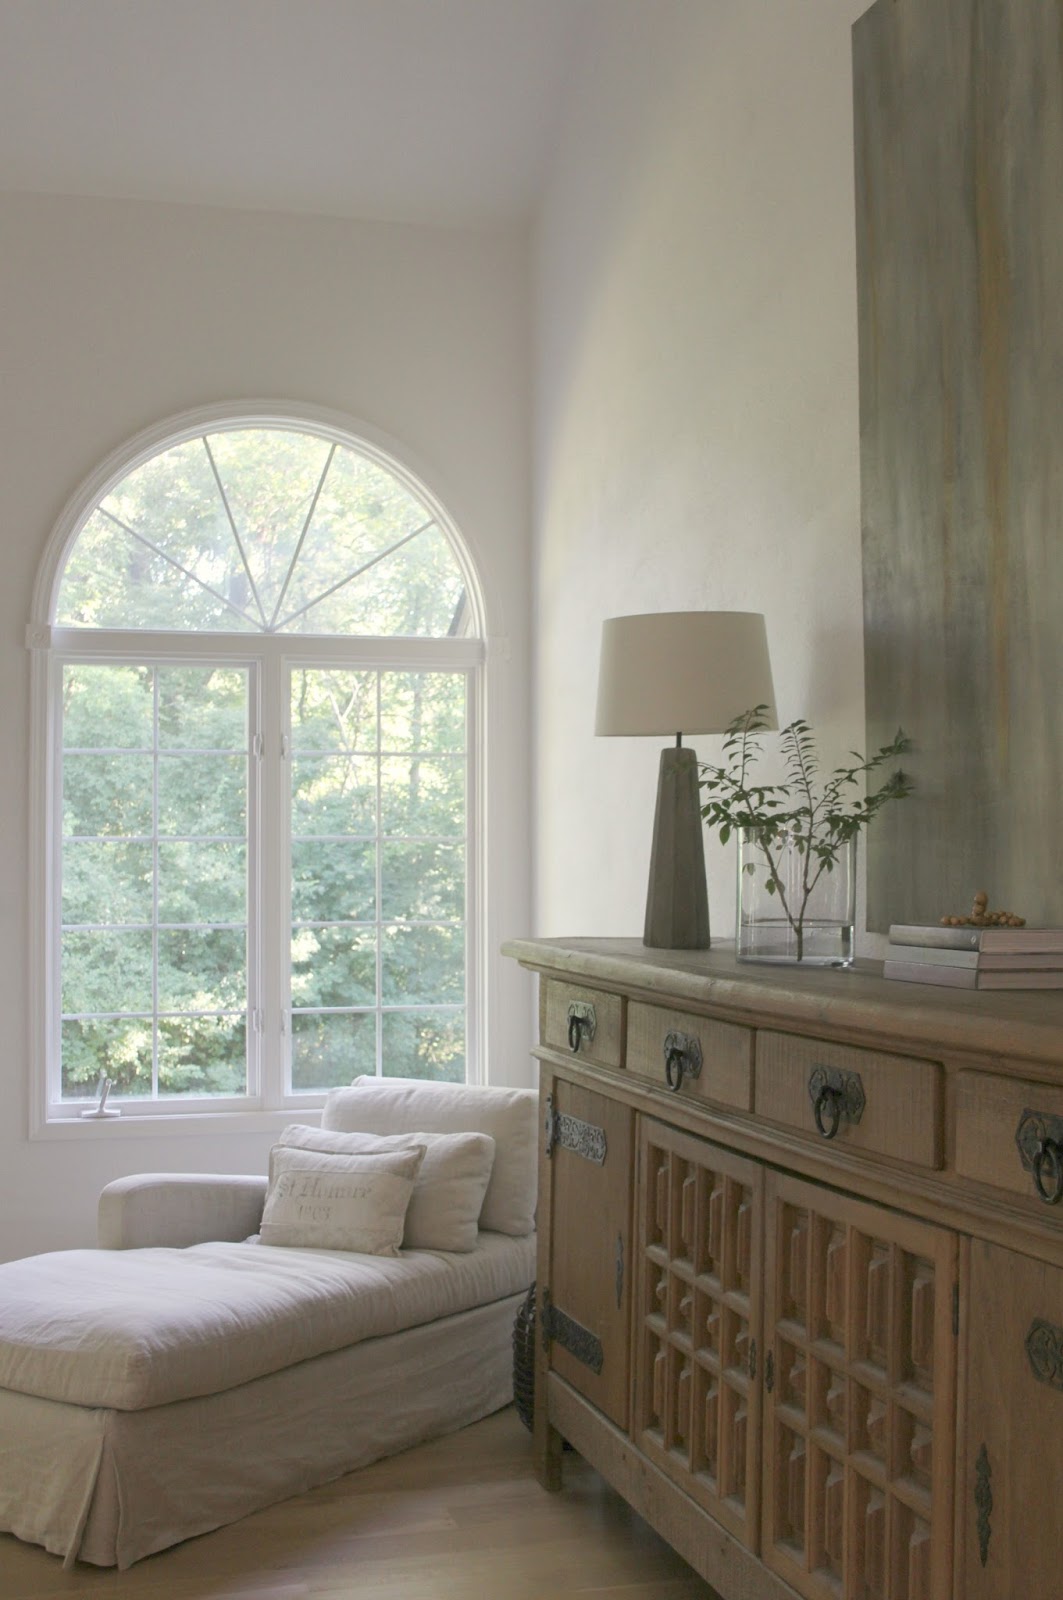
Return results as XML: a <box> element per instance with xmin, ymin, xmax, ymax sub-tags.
<box><xmin>0</xmin><ymin>0</ymin><xmax>599</xmax><ymax>225</ymax></box>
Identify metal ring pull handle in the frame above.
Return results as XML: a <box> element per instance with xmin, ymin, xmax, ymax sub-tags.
<box><xmin>566</xmin><ymin>1002</ymin><xmax>596</xmax><ymax>1054</ymax></box>
<box><xmin>662</xmin><ymin>1031</ymin><xmax>703</xmax><ymax>1094</ymax></box>
<box><xmin>1033</xmin><ymin>1138</ymin><xmax>1063</xmax><ymax>1205</ymax></box>
<box><xmin>665</xmin><ymin>1046</ymin><xmax>687</xmax><ymax>1092</ymax></box>
<box><xmin>807</xmin><ymin>1066</ymin><xmax>865</xmax><ymax>1140</ymax></box>
<box><xmin>813</xmin><ymin>1085</ymin><xmax>843</xmax><ymax>1140</ymax></box>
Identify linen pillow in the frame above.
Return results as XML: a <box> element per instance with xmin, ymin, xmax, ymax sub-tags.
<box><xmin>321</xmin><ymin>1077</ymin><xmax>537</xmax><ymax>1237</ymax></box>
<box><xmin>272</xmin><ymin>1125</ymin><xmax>496</xmax><ymax>1253</ymax></box>
<box><xmin>258</xmin><ymin>1145</ymin><xmax>425</xmax><ymax>1255</ymax></box>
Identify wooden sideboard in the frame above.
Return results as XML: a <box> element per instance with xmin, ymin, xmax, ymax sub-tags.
<box><xmin>502</xmin><ymin>936</ymin><xmax>1063</xmax><ymax>1600</ymax></box>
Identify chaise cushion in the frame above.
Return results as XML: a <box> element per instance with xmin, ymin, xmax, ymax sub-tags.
<box><xmin>322</xmin><ymin>1077</ymin><xmax>537</xmax><ymax>1236</ymax></box>
<box><xmin>0</xmin><ymin>1231</ymin><xmax>535</xmax><ymax>1412</ymax></box>
<box><xmin>272</xmin><ymin>1126</ymin><xmax>496</xmax><ymax>1253</ymax></box>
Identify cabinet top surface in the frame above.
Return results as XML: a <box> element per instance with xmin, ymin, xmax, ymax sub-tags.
<box><xmin>502</xmin><ymin>935</ymin><xmax>1063</xmax><ymax>1068</ymax></box>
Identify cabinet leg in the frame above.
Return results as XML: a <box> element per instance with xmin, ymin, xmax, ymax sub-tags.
<box><xmin>534</xmin><ymin>1418</ymin><xmax>565</xmax><ymax>1491</ymax></box>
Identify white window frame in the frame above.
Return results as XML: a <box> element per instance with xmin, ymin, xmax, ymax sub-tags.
<box><xmin>27</xmin><ymin>404</ymin><xmax>488</xmax><ymax>1138</ymax></box>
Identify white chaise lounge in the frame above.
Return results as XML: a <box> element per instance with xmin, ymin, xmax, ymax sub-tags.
<box><xmin>0</xmin><ymin>1077</ymin><xmax>537</xmax><ymax>1569</ymax></box>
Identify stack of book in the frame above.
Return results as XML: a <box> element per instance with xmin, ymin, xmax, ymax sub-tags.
<box><xmin>884</xmin><ymin>924</ymin><xmax>1063</xmax><ymax>988</ymax></box>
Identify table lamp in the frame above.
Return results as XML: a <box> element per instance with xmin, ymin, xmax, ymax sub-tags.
<box><xmin>595</xmin><ymin>611</ymin><xmax>776</xmax><ymax>949</ymax></box>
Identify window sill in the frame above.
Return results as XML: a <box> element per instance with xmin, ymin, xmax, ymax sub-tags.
<box><xmin>31</xmin><ymin>1105</ymin><xmax>325</xmax><ymax>1141</ymax></box>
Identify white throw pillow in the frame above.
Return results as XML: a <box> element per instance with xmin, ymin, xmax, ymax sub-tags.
<box><xmin>273</xmin><ymin>1125</ymin><xmax>496</xmax><ymax>1253</ymax></box>
<box><xmin>259</xmin><ymin>1145</ymin><xmax>425</xmax><ymax>1255</ymax></box>
<box><xmin>321</xmin><ymin>1077</ymin><xmax>537</xmax><ymax>1237</ymax></box>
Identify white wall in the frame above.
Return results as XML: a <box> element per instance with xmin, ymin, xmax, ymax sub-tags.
<box><xmin>532</xmin><ymin>0</ymin><xmax>875</xmax><ymax>944</ymax></box>
<box><xmin>0</xmin><ymin>194</ymin><xmax>532</xmax><ymax>1261</ymax></box>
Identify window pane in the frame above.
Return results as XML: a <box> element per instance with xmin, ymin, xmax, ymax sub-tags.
<box><xmin>158</xmin><ymin>1017</ymin><xmax>247</xmax><ymax>1096</ymax></box>
<box><xmin>62</xmin><ymin>929</ymin><xmax>153</xmax><ymax>1014</ymax></box>
<box><xmin>61</xmin><ymin>1018</ymin><xmax>153</xmax><ymax>1097</ymax></box>
<box><xmin>291</xmin><ymin>925</ymin><xmax>376</xmax><ymax>1008</ymax></box>
<box><xmin>379</xmin><ymin>672</ymin><xmax>466</xmax><ymax>753</ymax></box>
<box><xmin>62</xmin><ymin>664</ymin><xmax>153</xmax><ymax>748</ymax></box>
<box><xmin>208</xmin><ymin>429</ymin><xmax>332</xmax><ymax>624</ymax></box>
<box><xmin>380</xmin><ymin>756</ymin><xmax>464</xmax><ymax>836</ymax></box>
<box><xmin>291</xmin><ymin>839</ymin><xmax>376</xmax><ymax>923</ymax></box>
<box><xmin>158</xmin><ymin>841</ymin><xmax>246</xmax><ymax>924</ymax></box>
<box><xmin>278</xmin><ymin>447</ymin><xmax>436</xmax><ymax>629</ymax></box>
<box><xmin>158</xmin><ymin>667</ymin><xmax>247</xmax><ymax>749</ymax></box>
<box><xmin>282</xmin><ymin>527</ymin><xmax>466</xmax><ymax>637</ymax></box>
<box><xmin>291</xmin><ymin>1011</ymin><xmax>377</xmax><ymax>1090</ymax></box>
<box><xmin>381</xmin><ymin>924</ymin><xmax>464</xmax><ymax>1005</ymax></box>
<box><xmin>158</xmin><ymin>754</ymin><xmax>246</xmax><ymax>836</ymax></box>
<box><xmin>58</xmin><ymin>508</ymin><xmax>258</xmax><ymax>632</ymax></box>
<box><xmin>63</xmin><ymin>753</ymin><xmax>153</xmax><ymax>836</ymax></box>
<box><xmin>381</xmin><ymin>841</ymin><xmax>463</xmax><ymax>921</ymax></box>
<box><xmin>290</xmin><ymin>668</ymin><xmax>377</xmax><ymax>751</ymax></box>
<box><xmin>157</xmin><ymin>929</ymin><xmax>246</xmax><ymax>1012</ymax></box>
<box><xmin>381</xmin><ymin>1010</ymin><xmax>464</xmax><ymax>1082</ymax></box>
<box><xmin>291</xmin><ymin>756</ymin><xmax>377</xmax><ymax>835</ymax></box>
<box><xmin>63</xmin><ymin>840</ymin><xmax>152</xmax><ymax>926</ymax></box>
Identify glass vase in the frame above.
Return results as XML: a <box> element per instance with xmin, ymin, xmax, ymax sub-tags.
<box><xmin>736</xmin><ymin>827</ymin><xmax>855</xmax><ymax>966</ymax></box>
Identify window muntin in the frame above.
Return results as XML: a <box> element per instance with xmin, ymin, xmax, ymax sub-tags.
<box><xmin>289</xmin><ymin>668</ymin><xmax>467</xmax><ymax>1090</ymax></box>
<box><xmin>56</xmin><ymin>428</ymin><xmax>468</xmax><ymax>638</ymax></box>
<box><xmin>60</xmin><ymin>663</ymin><xmax>251</xmax><ymax>1100</ymax></box>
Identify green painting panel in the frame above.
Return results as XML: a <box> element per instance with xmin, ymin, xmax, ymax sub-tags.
<box><xmin>855</xmin><ymin>0</ymin><xmax>1063</xmax><ymax>927</ymax></box>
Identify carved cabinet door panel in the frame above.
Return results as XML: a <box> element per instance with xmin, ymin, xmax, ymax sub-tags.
<box><xmin>544</xmin><ymin>1077</ymin><xmax>634</xmax><ymax>1429</ymax></box>
<box><xmin>962</xmin><ymin>1240</ymin><xmax>1063</xmax><ymax>1597</ymax></box>
<box><xmin>633</xmin><ymin>1116</ymin><xmax>764</xmax><ymax>1550</ymax></box>
<box><xmin>762</xmin><ymin>1171</ymin><xmax>956</xmax><ymax>1600</ymax></box>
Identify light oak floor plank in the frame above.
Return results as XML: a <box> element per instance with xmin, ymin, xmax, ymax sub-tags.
<box><xmin>0</xmin><ymin>1408</ymin><xmax>721</xmax><ymax>1600</ymax></box>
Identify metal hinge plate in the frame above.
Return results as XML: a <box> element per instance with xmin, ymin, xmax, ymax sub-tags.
<box><xmin>544</xmin><ymin>1094</ymin><xmax>607</xmax><ymax>1164</ymax></box>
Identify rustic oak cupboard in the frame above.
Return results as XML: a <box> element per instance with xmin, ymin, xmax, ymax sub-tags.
<box><xmin>505</xmin><ymin>937</ymin><xmax>1063</xmax><ymax>1600</ymax></box>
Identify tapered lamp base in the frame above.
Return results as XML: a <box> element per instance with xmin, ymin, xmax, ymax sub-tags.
<box><xmin>643</xmin><ymin>745</ymin><xmax>710</xmax><ymax>950</ymax></box>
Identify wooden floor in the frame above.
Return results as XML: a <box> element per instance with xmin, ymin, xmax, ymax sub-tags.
<box><xmin>1</xmin><ymin>1407</ymin><xmax>720</xmax><ymax>1600</ymax></box>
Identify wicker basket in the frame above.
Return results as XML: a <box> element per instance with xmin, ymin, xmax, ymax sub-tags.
<box><xmin>512</xmin><ymin>1282</ymin><xmax>536</xmax><ymax>1432</ymax></box>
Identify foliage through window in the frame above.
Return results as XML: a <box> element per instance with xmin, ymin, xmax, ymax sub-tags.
<box><xmin>45</xmin><ymin>421</ymin><xmax>480</xmax><ymax>1115</ymax></box>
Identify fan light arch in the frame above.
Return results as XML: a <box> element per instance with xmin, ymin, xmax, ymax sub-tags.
<box><xmin>54</xmin><ymin>422</ymin><xmax>476</xmax><ymax>639</ymax></box>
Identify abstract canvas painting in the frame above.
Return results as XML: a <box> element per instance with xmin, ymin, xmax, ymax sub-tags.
<box><xmin>854</xmin><ymin>0</ymin><xmax>1063</xmax><ymax>930</ymax></box>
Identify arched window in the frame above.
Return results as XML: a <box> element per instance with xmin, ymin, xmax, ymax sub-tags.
<box><xmin>32</xmin><ymin>410</ymin><xmax>485</xmax><ymax>1125</ymax></box>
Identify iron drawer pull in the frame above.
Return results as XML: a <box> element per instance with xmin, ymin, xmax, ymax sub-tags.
<box><xmin>665</xmin><ymin>1044</ymin><xmax>687</xmax><ymax>1091</ymax></box>
<box><xmin>813</xmin><ymin>1084</ymin><xmax>842</xmax><ymax>1139</ymax></box>
<box><xmin>662</xmin><ymin>1030</ymin><xmax>703</xmax><ymax>1093</ymax></box>
<box><xmin>807</xmin><ymin>1066</ymin><xmax>865</xmax><ymax>1139</ymax></box>
<box><xmin>1032</xmin><ymin>1138</ymin><xmax>1063</xmax><ymax>1205</ymax></box>
<box><xmin>566</xmin><ymin>1002</ymin><xmax>596</xmax><ymax>1053</ymax></box>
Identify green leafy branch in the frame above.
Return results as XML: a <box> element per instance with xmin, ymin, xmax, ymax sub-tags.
<box><xmin>699</xmin><ymin>706</ymin><xmax>913</xmax><ymax>955</ymax></box>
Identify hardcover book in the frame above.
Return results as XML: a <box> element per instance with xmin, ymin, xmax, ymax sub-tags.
<box><xmin>883</xmin><ymin>959</ymin><xmax>1063</xmax><ymax>990</ymax></box>
<box><xmin>888</xmin><ymin>924</ymin><xmax>1063</xmax><ymax>954</ymax></box>
<box><xmin>884</xmin><ymin>944</ymin><xmax>1063</xmax><ymax>971</ymax></box>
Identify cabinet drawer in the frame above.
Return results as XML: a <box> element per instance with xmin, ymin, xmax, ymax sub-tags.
<box><xmin>541</xmin><ymin>979</ymin><xmax>623</xmax><ymax>1068</ymax></box>
<box><xmin>956</xmin><ymin>1071</ymin><xmax>1063</xmax><ymax>1205</ymax></box>
<box><xmin>627</xmin><ymin>1001</ymin><xmax>752</xmax><ymax>1110</ymax></box>
<box><xmin>755</xmin><ymin>1030</ymin><xmax>943</xmax><ymax>1169</ymax></box>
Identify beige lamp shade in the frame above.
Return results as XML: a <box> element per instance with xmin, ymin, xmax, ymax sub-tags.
<box><xmin>595</xmin><ymin>611</ymin><xmax>777</xmax><ymax>737</ymax></box>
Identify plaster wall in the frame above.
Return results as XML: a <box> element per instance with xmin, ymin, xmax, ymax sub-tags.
<box><xmin>532</xmin><ymin>0</ymin><xmax>875</xmax><ymax>947</ymax></box>
<box><xmin>0</xmin><ymin>194</ymin><xmax>531</xmax><ymax>1260</ymax></box>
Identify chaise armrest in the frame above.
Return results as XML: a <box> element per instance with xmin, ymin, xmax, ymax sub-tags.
<box><xmin>98</xmin><ymin>1173</ymin><xmax>268</xmax><ymax>1249</ymax></box>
